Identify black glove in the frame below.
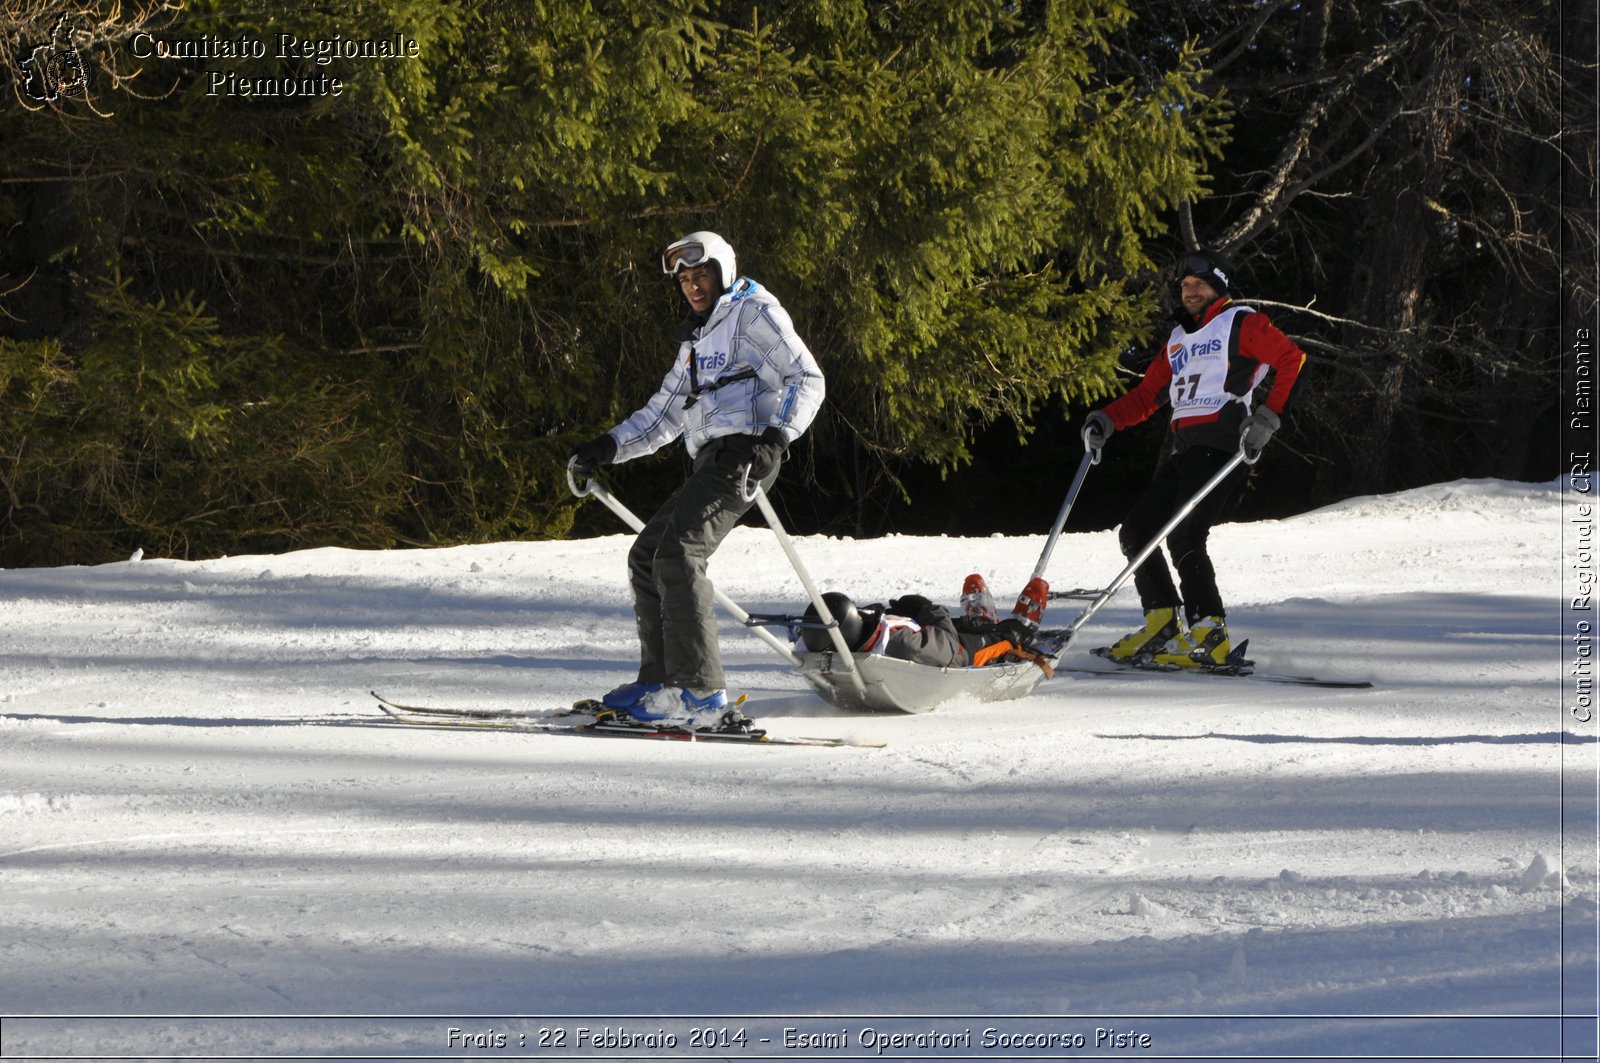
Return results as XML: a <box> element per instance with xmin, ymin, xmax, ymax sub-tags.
<box><xmin>1239</xmin><ymin>407</ymin><xmax>1280</xmax><ymax>459</ymax></box>
<box><xmin>1082</xmin><ymin>410</ymin><xmax>1114</xmax><ymax>451</ymax></box>
<box><xmin>996</xmin><ymin>617</ymin><xmax>1031</xmax><ymax>644</ymax></box>
<box><xmin>887</xmin><ymin>594</ymin><xmax>935</xmax><ymax>621</ymax></box>
<box><xmin>568</xmin><ymin>433</ymin><xmax>617</xmax><ymax>478</ymax></box>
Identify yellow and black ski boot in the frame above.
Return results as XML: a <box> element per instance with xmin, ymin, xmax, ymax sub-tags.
<box><xmin>1154</xmin><ymin>615</ymin><xmax>1231</xmax><ymax>668</ymax></box>
<box><xmin>1106</xmin><ymin>607</ymin><xmax>1182</xmax><ymax>662</ymax></box>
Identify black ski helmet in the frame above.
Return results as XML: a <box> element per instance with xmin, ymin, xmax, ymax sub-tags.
<box><xmin>1177</xmin><ymin>247</ymin><xmax>1235</xmax><ymax>297</ymax></box>
<box><xmin>800</xmin><ymin>592</ymin><xmax>867</xmax><ymax>652</ymax></box>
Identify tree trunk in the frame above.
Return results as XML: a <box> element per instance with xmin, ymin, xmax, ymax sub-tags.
<box><xmin>1344</xmin><ymin>43</ymin><xmax>1464</xmax><ymax>493</ymax></box>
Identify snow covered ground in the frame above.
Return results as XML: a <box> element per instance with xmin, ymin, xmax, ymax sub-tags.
<box><xmin>1</xmin><ymin>477</ymin><xmax>1595</xmax><ymax>1061</ymax></box>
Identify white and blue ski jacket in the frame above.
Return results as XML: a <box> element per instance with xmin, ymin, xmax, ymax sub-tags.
<box><xmin>607</xmin><ymin>277</ymin><xmax>825</xmax><ymax>461</ymax></box>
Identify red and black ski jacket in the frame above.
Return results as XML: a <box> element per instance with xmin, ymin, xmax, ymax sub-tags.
<box><xmin>1103</xmin><ymin>297</ymin><xmax>1306</xmax><ymax>455</ymax></box>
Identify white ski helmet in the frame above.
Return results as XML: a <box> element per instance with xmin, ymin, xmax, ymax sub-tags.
<box><xmin>661</xmin><ymin>231</ymin><xmax>737</xmax><ymax>291</ymax></box>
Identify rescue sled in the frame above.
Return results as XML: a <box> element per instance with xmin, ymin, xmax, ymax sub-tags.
<box><xmin>567</xmin><ymin>463</ymin><xmax>1061</xmax><ymax>713</ymax></box>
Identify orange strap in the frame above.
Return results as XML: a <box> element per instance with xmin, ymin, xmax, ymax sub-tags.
<box><xmin>970</xmin><ymin>640</ymin><xmax>1015</xmax><ymax>667</ymax></box>
<box><xmin>971</xmin><ymin>639</ymin><xmax>1055</xmax><ymax>679</ymax></box>
<box><xmin>1007</xmin><ymin>644</ymin><xmax>1056</xmax><ymax>679</ymax></box>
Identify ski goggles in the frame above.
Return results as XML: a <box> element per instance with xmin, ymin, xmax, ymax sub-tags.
<box><xmin>662</xmin><ymin>240</ymin><xmax>710</xmax><ymax>275</ymax></box>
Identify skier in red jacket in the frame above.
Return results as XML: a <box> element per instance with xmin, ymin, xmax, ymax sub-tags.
<box><xmin>1082</xmin><ymin>248</ymin><xmax>1306</xmax><ymax>667</ymax></box>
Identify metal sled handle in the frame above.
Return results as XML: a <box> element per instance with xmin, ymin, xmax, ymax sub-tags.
<box><xmin>1079</xmin><ymin>418</ymin><xmax>1106</xmax><ymax>467</ymax></box>
<box><xmin>1027</xmin><ymin>446</ymin><xmax>1099</xmax><ymax>585</ymax></box>
<box><xmin>565</xmin><ymin>459</ymin><xmax>593</xmax><ymax>499</ymax></box>
<box><xmin>1240</xmin><ymin>431</ymin><xmax>1265</xmax><ymax>466</ymax></box>
<box><xmin>566</xmin><ymin>463</ymin><xmax>801</xmax><ymax>666</ymax></box>
<box><xmin>746</xmin><ymin>485</ymin><xmax>869</xmax><ymax>696</ymax></box>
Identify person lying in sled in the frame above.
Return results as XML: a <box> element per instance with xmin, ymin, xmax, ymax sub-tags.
<box><xmin>796</xmin><ymin>591</ymin><xmax>1053</xmax><ymax>673</ymax></box>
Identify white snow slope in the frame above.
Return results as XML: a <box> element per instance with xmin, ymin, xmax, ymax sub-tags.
<box><xmin>1</xmin><ymin>477</ymin><xmax>1595</xmax><ymax>1062</ymax></box>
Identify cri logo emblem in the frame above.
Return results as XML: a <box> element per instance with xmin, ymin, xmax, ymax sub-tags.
<box><xmin>20</xmin><ymin>17</ymin><xmax>91</xmax><ymax>102</ymax></box>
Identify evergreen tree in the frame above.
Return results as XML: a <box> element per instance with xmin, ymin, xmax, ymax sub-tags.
<box><xmin>1</xmin><ymin>0</ymin><xmax>1222</xmax><ymax>561</ymax></box>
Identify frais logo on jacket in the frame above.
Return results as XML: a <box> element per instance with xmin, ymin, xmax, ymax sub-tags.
<box><xmin>696</xmin><ymin>349</ymin><xmax>730</xmax><ymax>373</ymax></box>
<box><xmin>1170</xmin><ymin>337</ymin><xmax>1223</xmax><ymax>376</ymax></box>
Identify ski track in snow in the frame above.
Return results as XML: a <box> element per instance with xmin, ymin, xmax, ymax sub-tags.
<box><xmin>0</xmin><ymin>477</ymin><xmax>1594</xmax><ymax>1060</ymax></box>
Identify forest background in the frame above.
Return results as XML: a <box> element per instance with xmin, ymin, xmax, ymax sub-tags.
<box><xmin>0</xmin><ymin>0</ymin><xmax>1593</xmax><ymax>566</ymax></box>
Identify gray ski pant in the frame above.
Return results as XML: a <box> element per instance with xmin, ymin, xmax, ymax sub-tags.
<box><xmin>627</xmin><ymin>437</ymin><xmax>781</xmax><ymax>692</ymax></box>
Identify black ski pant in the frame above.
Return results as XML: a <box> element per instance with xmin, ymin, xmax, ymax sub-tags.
<box><xmin>1118</xmin><ymin>443</ymin><xmax>1248</xmax><ymax>624</ymax></box>
<box><xmin>627</xmin><ymin>437</ymin><xmax>781</xmax><ymax>692</ymax></box>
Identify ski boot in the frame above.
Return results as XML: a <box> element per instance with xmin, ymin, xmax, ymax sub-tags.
<box><xmin>631</xmin><ymin>686</ymin><xmax>729</xmax><ymax>729</ymax></box>
<box><xmin>566</xmin><ymin>683</ymin><xmax>659</xmax><ymax>722</ymax></box>
<box><xmin>1009</xmin><ymin>576</ymin><xmax>1049</xmax><ymax>630</ymax></box>
<box><xmin>1153</xmin><ymin>615</ymin><xmax>1231</xmax><ymax>669</ymax></box>
<box><xmin>960</xmin><ymin>573</ymin><xmax>999</xmax><ymax>624</ymax></box>
<box><xmin>600</xmin><ymin>680</ymin><xmax>662</xmax><ymax>712</ymax></box>
<box><xmin>1105</xmin><ymin>607</ymin><xmax>1182</xmax><ymax>662</ymax></box>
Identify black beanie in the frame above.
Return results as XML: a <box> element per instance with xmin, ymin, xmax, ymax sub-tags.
<box><xmin>1178</xmin><ymin>248</ymin><xmax>1235</xmax><ymax>296</ymax></box>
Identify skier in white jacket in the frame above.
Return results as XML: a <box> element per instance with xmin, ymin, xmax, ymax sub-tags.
<box><xmin>568</xmin><ymin>231</ymin><xmax>825</xmax><ymax>728</ymax></box>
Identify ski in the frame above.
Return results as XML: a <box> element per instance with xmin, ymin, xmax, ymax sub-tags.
<box><xmin>1080</xmin><ymin>648</ymin><xmax>1373</xmax><ymax>689</ymax></box>
<box><xmin>369</xmin><ymin>690</ymin><xmax>600</xmax><ymax>720</ymax></box>
<box><xmin>371</xmin><ymin>693</ymin><xmax>883</xmax><ymax>748</ymax></box>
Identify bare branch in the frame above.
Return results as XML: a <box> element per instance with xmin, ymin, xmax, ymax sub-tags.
<box><xmin>1217</xmin><ymin>46</ymin><xmax>1401</xmax><ymax>251</ymax></box>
